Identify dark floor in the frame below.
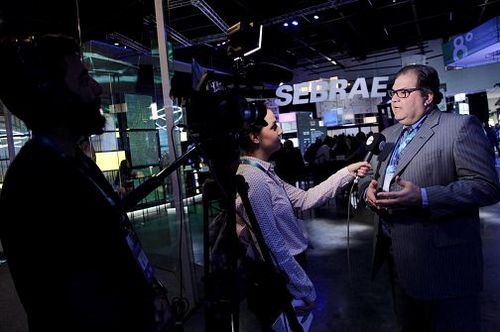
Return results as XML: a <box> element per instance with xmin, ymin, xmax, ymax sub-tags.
<box><xmin>1</xmin><ymin>188</ymin><xmax>500</xmax><ymax>331</ymax></box>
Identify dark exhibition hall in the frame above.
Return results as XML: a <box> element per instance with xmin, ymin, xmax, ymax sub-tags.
<box><xmin>1</xmin><ymin>1</ymin><xmax>500</xmax><ymax>331</ymax></box>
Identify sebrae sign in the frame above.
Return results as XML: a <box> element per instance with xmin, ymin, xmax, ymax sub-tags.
<box><xmin>275</xmin><ymin>76</ymin><xmax>389</xmax><ymax>106</ymax></box>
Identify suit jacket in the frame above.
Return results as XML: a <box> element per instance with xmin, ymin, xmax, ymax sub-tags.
<box><xmin>360</xmin><ymin>108</ymin><xmax>500</xmax><ymax>299</ymax></box>
<box><xmin>0</xmin><ymin>139</ymin><xmax>155</xmax><ymax>332</ymax></box>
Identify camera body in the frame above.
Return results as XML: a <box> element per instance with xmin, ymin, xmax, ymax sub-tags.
<box><xmin>185</xmin><ymin>21</ymin><xmax>292</xmax><ymax>167</ymax></box>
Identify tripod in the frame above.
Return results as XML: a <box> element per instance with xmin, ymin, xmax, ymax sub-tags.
<box><xmin>124</xmin><ymin>143</ymin><xmax>241</xmax><ymax>331</ymax></box>
<box><xmin>125</xmin><ymin>142</ymin><xmax>303</xmax><ymax>331</ymax></box>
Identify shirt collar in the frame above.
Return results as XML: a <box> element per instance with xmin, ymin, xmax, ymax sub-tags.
<box><xmin>404</xmin><ymin>107</ymin><xmax>434</xmax><ymax>131</ymax></box>
<box><xmin>240</xmin><ymin>155</ymin><xmax>273</xmax><ymax>172</ymax></box>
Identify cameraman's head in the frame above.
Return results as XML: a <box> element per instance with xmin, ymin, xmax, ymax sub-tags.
<box><xmin>0</xmin><ymin>34</ymin><xmax>105</xmax><ymax>138</ymax></box>
<box><xmin>238</xmin><ymin>102</ymin><xmax>282</xmax><ymax>161</ymax></box>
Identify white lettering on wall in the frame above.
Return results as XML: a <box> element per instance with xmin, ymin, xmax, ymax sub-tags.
<box><xmin>310</xmin><ymin>81</ymin><xmax>329</xmax><ymax>103</ymax></box>
<box><xmin>348</xmin><ymin>78</ymin><xmax>369</xmax><ymax>99</ymax></box>
<box><xmin>275</xmin><ymin>85</ymin><xmax>293</xmax><ymax>106</ymax></box>
<box><xmin>275</xmin><ymin>76</ymin><xmax>389</xmax><ymax>106</ymax></box>
<box><xmin>292</xmin><ymin>82</ymin><xmax>310</xmax><ymax>104</ymax></box>
<box><xmin>329</xmin><ymin>79</ymin><xmax>348</xmax><ymax>101</ymax></box>
<box><xmin>371</xmin><ymin>76</ymin><xmax>389</xmax><ymax>98</ymax></box>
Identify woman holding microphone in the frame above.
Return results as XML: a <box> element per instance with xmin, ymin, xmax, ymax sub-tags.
<box><xmin>236</xmin><ymin>102</ymin><xmax>370</xmax><ymax>330</ymax></box>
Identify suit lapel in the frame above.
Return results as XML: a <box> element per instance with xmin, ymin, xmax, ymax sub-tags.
<box><xmin>395</xmin><ymin>109</ymin><xmax>440</xmax><ymax>175</ymax></box>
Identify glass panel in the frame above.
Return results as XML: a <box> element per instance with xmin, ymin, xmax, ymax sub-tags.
<box><xmin>80</xmin><ymin>3</ymin><xmax>197</xmax><ymax>298</ymax></box>
<box><xmin>0</xmin><ymin>103</ymin><xmax>30</xmax><ymax>188</ymax></box>
<box><xmin>125</xmin><ymin>94</ymin><xmax>155</xmax><ymax>129</ymax></box>
<box><xmin>129</xmin><ymin>131</ymin><xmax>160</xmax><ymax>167</ymax></box>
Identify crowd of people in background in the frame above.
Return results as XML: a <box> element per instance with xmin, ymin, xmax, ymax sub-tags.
<box><xmin>272</xmin><ymin>131</ymin><xmax>374</xmax><ymax>189</ymax></box>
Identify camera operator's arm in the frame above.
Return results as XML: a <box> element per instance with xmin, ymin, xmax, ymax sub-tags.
<box><xmin>285</xmin><ymin>162</ymin><xmax>370</xmax><ymax>211</ymax></box>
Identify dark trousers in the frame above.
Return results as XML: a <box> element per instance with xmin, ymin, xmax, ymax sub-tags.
<box><xmin>381</xmin><ymin>234</ymin><xmax>481</xmax><ymax>332</ymax></box>
<box><xmin>245</xmin><ymin>252</ymin><xmax>307</xmax><ymax>331</ymax></box>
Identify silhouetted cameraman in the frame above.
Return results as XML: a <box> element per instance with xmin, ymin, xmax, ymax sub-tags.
<box><xmin>0</xmin><ymin>35</ymin><xmax>170</xmax><ymax>332</ymax></box>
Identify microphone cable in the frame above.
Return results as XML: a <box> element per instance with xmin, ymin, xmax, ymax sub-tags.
<box><xmin>346</xmin><ymin>181</ymin><xmax>358</xmax><ymax>288</ymax></box>
<box><xmin>169</xmin><ymin>124</ymin><xmax>191</xmax><ymax>328</ymax></box>
<box><xmin>345</xmin><ymin>133</ymin><xmax>385</xmax><ymax>287</ymax></box>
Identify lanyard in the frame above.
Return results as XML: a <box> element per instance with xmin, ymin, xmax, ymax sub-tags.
<box><xmin>240</xmin><ymin>158</ymin><xmax>268</xmax><ymax>173</ymax></box>
<box><xmin>33</xmin><ymin>136</ymin><xmax>156</xmax><ymax>284</ymax></box>
<box><xmin>241</xmin><ymin>159</ymin><xmax>286</xmax><ymax>188</ymax></box>
<box><xmin>240</xmin><ymin>158</ymin><xmax>282</xmax><ymax>186</ymax></box>
<box><xmin>34</xmin><ymin>136</ymin><xmax>119</xmax><ymax>209</ymax></box>
<box><xmin>240</xmin><ymin>157</ymin><xmax>296</xmax><ymax>211</ymax></box>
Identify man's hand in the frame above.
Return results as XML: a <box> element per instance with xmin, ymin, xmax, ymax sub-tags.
<box><xmin>365</xmin><ymin>179</ymin><xmax>380</xmax><ymax>209</ymax></box>
<box><xmin>376</xmin><ymin>176</ymin><xmax>422</xmax><ymax>208</ymax></box>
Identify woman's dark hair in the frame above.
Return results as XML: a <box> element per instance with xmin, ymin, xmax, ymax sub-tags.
<box><xmin>395</xmin><ymin>64</ymin><xmax>443</xmax><ymax>105</ymax></box>
<box><xmin>237</xmin><ymin>101</ymin><xmax>268</xmax><ymax>153</ymax></box>
<box><xmin>0</xmin><ymin>34</ymin><xmax>79</xmax><ymax>129</ymax></box>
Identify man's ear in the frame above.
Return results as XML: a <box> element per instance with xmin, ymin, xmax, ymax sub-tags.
<box><xmin>423</xmin><ymin>92</ymin><xmax>434</xmax><ymax>106</ymax></box>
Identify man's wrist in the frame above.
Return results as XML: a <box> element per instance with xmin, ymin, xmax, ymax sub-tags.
<box><xmin>363</xmin><ymin>188</ymin><xmax>370</xmax><ymax>204</ymax></box>
<box><xmin>420</xmin><ymin>188</ymin><xmax>428</xmax><ymax>208</ymax></box>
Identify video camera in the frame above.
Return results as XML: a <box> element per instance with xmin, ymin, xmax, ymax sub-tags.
<box><xmin>185</xmin><ymin>21</ymin><xmax>293</xmax><ymax>169</ymax></box>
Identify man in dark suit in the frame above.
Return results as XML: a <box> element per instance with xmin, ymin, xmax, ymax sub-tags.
<box><xmin>360</xmin><ymin>64</ymin><xmax>500</xmax><ymax>332</ymax></box>
<box><xmin>0</xmin><ymin>35</ymin><xmax>168</xmax><ymax>331</ymax></box>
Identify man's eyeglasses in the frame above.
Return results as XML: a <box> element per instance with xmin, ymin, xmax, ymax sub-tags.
<box><xmin>388</xmin><ymin>88</ymin><xmax>421</xmax><ymax>98</ymax></box>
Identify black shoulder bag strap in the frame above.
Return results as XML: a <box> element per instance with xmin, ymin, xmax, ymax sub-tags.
<box><xmin>235</xmin><ymin>170</ymin><xmax>303</xmax><ymax>332</ymax></box>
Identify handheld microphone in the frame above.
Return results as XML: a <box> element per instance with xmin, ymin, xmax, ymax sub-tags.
<box><xmin>353</xmin><ymin>133</ymin><xmax>386</xmax><ymax>185</ymax></box>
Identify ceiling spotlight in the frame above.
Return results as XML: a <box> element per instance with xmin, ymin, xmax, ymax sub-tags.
<box><xmin>292</xmin><ymin>20</ymin><xmax>299</xmax><ymax>26</ymax></box>
<box><xmin>331</xmin><ymin>60</ymin><xmax>337</xmax><ymax>65</ymax></box>
<box><xmin>313</xmin><ymin>15</ymin><xmax>319</xmax><ymax>20</ymax></box>
<box><xmin>283</xmin><ymin>22</ymin><xmax>289</xmax><ymax>27</ymax></box>
<box><xmin>114</xmin><ymin>42</ymin><xmax>119</xmax><ymax>46</ymax></box>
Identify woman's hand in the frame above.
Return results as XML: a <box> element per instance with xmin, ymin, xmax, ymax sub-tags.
<box><xmin>347</xmin><ymin>161</ymin><xmax>371</xmax><ymax>177</ymax></box>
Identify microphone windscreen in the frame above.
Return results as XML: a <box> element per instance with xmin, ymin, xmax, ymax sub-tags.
<box><xmin>365</xmin><ymin>133</ymin><xmax>386</xmax><ymax>155</ymax></box>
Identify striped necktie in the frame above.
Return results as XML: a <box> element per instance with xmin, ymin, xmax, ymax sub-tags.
<box><xmin>382</xmin><ymin>126</ymin><xmax>417</xmax><ymax>191</ymax></box>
